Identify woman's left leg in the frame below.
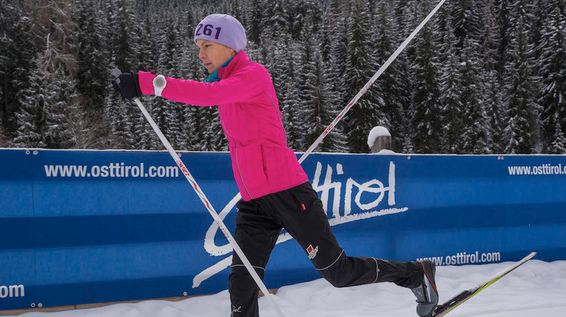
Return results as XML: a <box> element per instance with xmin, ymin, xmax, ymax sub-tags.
<box><xmin>262</xmin><ymin>182</ymin><xmax>424</xmax><ymax>288</ymax></box>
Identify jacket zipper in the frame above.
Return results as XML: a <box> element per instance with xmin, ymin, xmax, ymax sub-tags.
<box><xmin>235</xmin><ymin>145</ymin><xmax>253</xmax><ymax>199</ymax></box>
<box><xmin>219</xmin><ymin>113</ymin><xmax>253</xmax><ymax>200</ymax></box>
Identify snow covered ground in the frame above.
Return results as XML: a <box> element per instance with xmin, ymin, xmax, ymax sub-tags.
<box><xmin>5</xmin><ymin>260</ymin><xmax>566</xmax><ymax>317</ymax></box>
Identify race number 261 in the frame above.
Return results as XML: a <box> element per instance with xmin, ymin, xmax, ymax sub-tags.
<box><xmin>196</xmin><ymin>24</ymin><xmax>222</xmax><ymax>40</ymax></box>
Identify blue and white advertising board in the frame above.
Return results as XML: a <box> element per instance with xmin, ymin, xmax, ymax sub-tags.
<box><xmin>0</xmin><ymin>149</ymin><xmax>565</xmax><ymax>310</ymax></box>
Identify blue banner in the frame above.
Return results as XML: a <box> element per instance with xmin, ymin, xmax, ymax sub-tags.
<box><xmin>1</xmin><ymin>149</ymin><xmax>565</xmax><ymax>311</ymax></box>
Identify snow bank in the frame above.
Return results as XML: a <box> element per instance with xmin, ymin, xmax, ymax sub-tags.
<box><xmin>6</xmin><ymin>260</ymin><xmax>566</xmax><ymax>317</ymax></box>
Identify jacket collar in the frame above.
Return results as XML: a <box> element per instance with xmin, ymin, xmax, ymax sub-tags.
<box><xmin>215</xmin><ymin>51</ymin><xmax>249</xmax><ymax>81</ymax></box>
<box><xmin>205</xmin><ymin>56</ymin><xmax>234</xmax><ymax>83</ymax></box>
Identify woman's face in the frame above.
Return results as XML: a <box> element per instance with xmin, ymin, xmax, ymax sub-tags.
<box><xmin>196</xmin><ymin>39</ymin><xmax>236</xmax><ymax>74</ymax></box>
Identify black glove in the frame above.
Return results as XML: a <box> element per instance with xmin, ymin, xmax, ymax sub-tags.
<box><xmin>112</xmin><ymin>72</ymin><xmax>141</xmax><ymax>100</ymax></box>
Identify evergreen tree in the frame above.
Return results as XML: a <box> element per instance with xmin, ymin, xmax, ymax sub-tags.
<box><xmin>296</xmin><ymin>34</ymin><xmax>317</xmax><ymax>151</ymax></box>
<box><xmin>481</xmin><ymin>0</ymin><xmax>505</xmax><ymax>153</ymax></box>
<box><xmin>410</xmin><ymin>1</ymin><xmax>442</xmax><ymax>154</ymax></box>
<box><xmin>247</xmin><ymin>0</ymin><xmax>264</xmax><ymax>44</ymax></box>
<box><xmin>153</xmin><ymin>16</ymin><xmax>186</xmax><ymax>150</ymax></box>
<box><xmin>13</xmin><ymin>66</ymin><xmax>45</xmax><ymax>148</ymax></box>
<box><xmin>503</xmin><ymin>0</ymin><xmax>539</xmax><ymax>154</ymax></box>
<box><xmin>112</xmin><ymin>0</ymin><xmax>142</xmax><ymax>71</ymax></box>
<box><xmin>14</xmin><ymin>0</ymin><xmax>79</xmax><ymax>149</ymax></box>
<box><xmin>318</xmin><ymin>8</ymin><xmax>348</xmax><ymax>153</ymax></box>
<box><xmin>495</xmin><ymin>0</ymin><xmax>511</xmax><ymax>79</ymax></box>
<box><xmin>548</xmin><ymin>112</ymin><xmax>566</xmax><ymax>154</ymax></box>
<box><xmin>176</xmin><ymin>11</ymin><xmax>199</xmax><ymax>152</ymax></box>
<box><xmin>0</xmin><ymin>0</ymin><xmax>37</xmax><ymax>139</ymax></box>
<box><xmin>264</xmin><ymin>0</ymin><xmax>289</xmax><ymax>41</ymax></box>
<box><xmin>133</xmin><ymin>17</ymin><xmax>159</xmax><ymax>150</ymax></box>
<box><xmin>373</xmin><ymin>1</ymin><xmax>410</xmax><ymax>153</ymax></box>
<box><xmin>538</xmin><ymin>6</ymin><xmax>566</xmax><ymax>153</ymax></box>
<box><xmin>344</xmin><ymin>0</ymin><xmax>380</xmax><ymax>153</ymax></box>
<box><xmin>196</xmin><ymin>107</ymin><xmax>225</xmax><ymax>151</ymax></box>
<box><xmin>396</xmin><ymin>0</ymin><xmax>420</xmax><ymax>61</ymax></box>
<box><xmin>68</xmin><ymin>95</ymin><xmax>111</xmax><ymax>149</ymax></box>
<box><xmin>459</xmin><ymin>36</ymin><xmax>489</xmax><ymax>153</ymax></box>
<box><xmin>290</xmin><ymin>0</ymin><xmax>323</xmax><ymax>40</ymax></box>
<box><xmin>77</xmin><ymin>0</ymin><xmax>108</xmax><ymax>111</ymax></box>
<box><xmin>105</xmin><ymin>94</ymin><xmax>134</xmax><ymax>148</ymax></box>
<box><xmin>73</xmin><ymin>0</ymin><xmax>116</xmax><ymax>149</ymax></box>
<box><xmin>438</xmin><ymin>22</ymin><xmax>464</xmax><ymax>153</ymax></box>
<box><xmin>481</xmin><ymin>0</ymin><xmax>502</xmax><ymax>74</ymax></box>
<box><xmin>319</xmin><ymin>8</ymin><xmax>334</xmax><ymax>63</ymax></box>
<box><xmin>329</xmin><ymin>0</ymin><xmax>351</xmax><ymax>110</ymax></box>
<box><xmin>42</xmin><ymin>67</ymin><xmax>75</xmax><ymax>148</ymax></box>
<box><xmin>0</xmin><ymin>120</ymin><xmax>5</xmax><ymax>147</ymax></box>
<box><xmin>451</xmin><ymin>0</ymin><xmax>483</xmax><ymax>50</ymax></box>
<box><xmin>227</xmin><ymin>0</ymin><xmax>245</xmax><ymax>25</ymax></box>
<box><xmin>13</xmin><ymin>46</ymin><xmax>78</xmax><ymax>150</ymax></box>
<box><xmin>186</xmin><ymin>42</ymin><xmax>209</xmax><ymax>151</ymax></box>
<box><xmin>529</xmin><ymin>0</ymin><xmax>547</xmax><ymax>63</ymax></box>
<box><xmin>264</xmin><ymin>32</ymin><xmax>288</xmax><ymax>107</ymax></box>
<box><xmin>24</xmin><ymin>0</ymin><xmax>77</xmax><ymax>75</ymax></box>
<box><xmin>280</xmin><ymin>40</ymin><xmax>303</xmax><ymax>151</ymax></box>
<box><xmin>485</xmin><ymin>70</ymin><xmax>506</xmax><ymax>153</ymax></box>
<box><xmin>104</xmin><ymin>0</ymin><xmax>142</xmax><ymax>149</ymax></box>
<box><xmin>101</xmin><ymin>0</ymin><xmax>116</xmax><ymax>61</ymax></box>
<box><xmin>300</xmin><ymin>46</ymin><xmax>343</xmax><ymax>153</ymax></box>
<box><xmin>137</xmin><ymin>18</ymin><xmax>157</xmax><ymax>72</ymax></box>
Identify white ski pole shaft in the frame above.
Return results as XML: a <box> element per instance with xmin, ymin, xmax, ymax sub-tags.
<box><xmin>298</xmin><ymin>0</ymin><xmax>448</xmax><ymax>164</ymax></box>
<box><xmin>130</xmin><ymin>96</ymin><xmax>285</xmax><ymax>317</ymax></box>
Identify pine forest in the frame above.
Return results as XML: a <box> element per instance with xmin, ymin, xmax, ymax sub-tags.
<box><xmin>1</xmin><ymin>0</ymin><xmax>565</xmax><ymax>154</ymax></box>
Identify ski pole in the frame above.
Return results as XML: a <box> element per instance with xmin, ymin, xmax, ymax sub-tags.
<box><xmin>298</xmin><ymin>0</ymin><xmax>449</xmax><ymax>164</ymax></box>
<box><xmin>111</xmin><ymin>69</ymin><xmax>285</xmax><ymax>317</ymax></box>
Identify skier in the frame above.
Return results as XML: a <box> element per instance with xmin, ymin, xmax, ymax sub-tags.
<box><xmin>112</xmin><ymin>14</ymin><xmax>438</xmax><ymax>317</ymax></box>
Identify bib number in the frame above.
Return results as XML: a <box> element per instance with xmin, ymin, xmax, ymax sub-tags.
<box><xmin>196</xmin><ymin>24</ymin><xmax>222</xmax><ymax>40</ymax></box>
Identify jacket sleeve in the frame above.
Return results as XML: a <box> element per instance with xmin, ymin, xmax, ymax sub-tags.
<box><xmin>138</xmin><ymin>67</ymin><xmax>267</xmax><ymax>106</ymax></box>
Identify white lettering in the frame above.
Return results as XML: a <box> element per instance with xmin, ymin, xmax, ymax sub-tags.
<box><xmin>43</xmin><ymin>162</ymin><xmax>178</xmax><ymax>178</ymax></box>
<box><xmin>91</xmin><ymin>165</ymin><xmax>100</xmax><ymax>177</ymax></box>
<box><xmin>418</xmin><ymin>251</ymin><xmax>502</xmax><ymax>266</ymax></box>
<box><xmin>0</xmin><ymin>285</ymin><xmax>25</xmax><ymax>298</ymax></box>
<box><xmin>131</xmin><ymin>165</ymin><xmax>140</xmax><ymax>177</ymax></box>
<box><xmin>311</xmin><ymin>162</ymin><xmax>342</xmax><ymax>218</ymax></box>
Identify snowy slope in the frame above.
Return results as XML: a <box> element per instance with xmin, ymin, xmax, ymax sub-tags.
<box><xmin>5</xmin><ymin>260</ymin><xmax>566</xmax><ymax>317</ymax></box>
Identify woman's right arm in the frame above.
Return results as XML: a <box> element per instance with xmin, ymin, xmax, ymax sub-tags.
<box><xmin>138</xmin><ymin>69</ymin><xmax>266</xmax><ymax>106</ymax></box>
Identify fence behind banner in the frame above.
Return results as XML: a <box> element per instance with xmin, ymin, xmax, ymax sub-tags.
<box><xmin>1</xmin><ymin>149</ymin><xmax>565</xmax><ymax>311</ymax></box>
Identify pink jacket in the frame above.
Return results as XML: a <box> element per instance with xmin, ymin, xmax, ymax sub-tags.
<box><xmin>138</xmin><ymin>51</ymin><xmax>308</xmax><ymax>201</ymax></box>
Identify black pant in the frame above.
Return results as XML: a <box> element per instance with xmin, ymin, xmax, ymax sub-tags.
<box><xmin>229</xmin><ymin>182</ymin><xmax>423</xmax><ymax>317</ymax></box>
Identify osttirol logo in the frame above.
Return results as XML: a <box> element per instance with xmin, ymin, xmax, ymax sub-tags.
<box><xmin>0</xmin><ymin>284</ymin><xmax>25</xmax><ymax>298</ymax></box>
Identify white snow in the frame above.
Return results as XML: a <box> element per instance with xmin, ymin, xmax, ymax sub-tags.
<box><xmin>6</xmin><ymin>260</ymin><xmax>566</xmax><ymax>317</ymax></box>
<box><xmin>367</xmin><ymin>126</ymin><xmax>391</xmax><ymax>149</ymax></box>
<box><xmin>375</xmin><ymin>149</ymin><xmax>397</xmax><ymax>155</ymax></box>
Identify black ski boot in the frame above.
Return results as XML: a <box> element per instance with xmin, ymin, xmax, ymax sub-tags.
<box><xmin>411</xmin><ymin>260</ymin><xmax>438</xmax><ymax>317</ymax></box>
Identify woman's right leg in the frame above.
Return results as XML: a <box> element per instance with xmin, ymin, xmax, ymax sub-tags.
<box><xmin>229</xmin><ymin>199</ymin><xmax>282</xmax><ymax>317</ymax></box>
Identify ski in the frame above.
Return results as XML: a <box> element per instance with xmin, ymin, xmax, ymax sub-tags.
<box><xmin>431</xmin><ymin>252</ymin><xmax>537</xmax><ymax>317</ymax></box>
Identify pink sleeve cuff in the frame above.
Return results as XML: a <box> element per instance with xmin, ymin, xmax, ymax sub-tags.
<box><xmin>138</xmin><ymin>71</ymin><xmax>157</xmax><ymax>95</ymax></box>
